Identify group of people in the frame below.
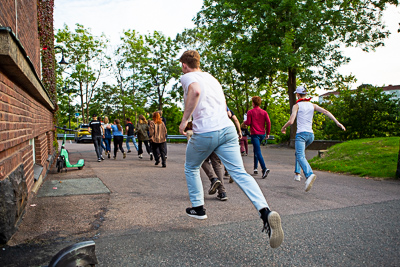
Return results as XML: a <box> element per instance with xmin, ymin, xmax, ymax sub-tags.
<box><xmin>88</xmin><ymin>111</ymin><xmax>168</xmax><ymax>167</ymax></box>
<box><xmin>88</xmin><ymin>49</ymin><xmax>346</xmax><ymax>250</ymax></box>
<box><xmin>178</xmin><ymin>50</ymin><xmax>346</xmax><ymax>249</ymax></box>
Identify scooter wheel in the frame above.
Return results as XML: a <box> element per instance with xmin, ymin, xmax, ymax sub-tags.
<box><xmin>56</xmin><ymin>158</ymin><xmax>62</xmax><ymax>173</ymax></box>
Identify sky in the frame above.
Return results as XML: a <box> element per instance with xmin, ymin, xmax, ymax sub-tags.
<box><xmin>54</xmin><ymin>0</ymin><xmax>400</xmax><ymax>92</ymax></box>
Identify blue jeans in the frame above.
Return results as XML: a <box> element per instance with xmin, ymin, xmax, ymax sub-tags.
<box><xmin>185</xmin><ymin>126</ymin><xmax>269</xmax><ymax>211</ymax></box>
<box><xmin>295</xmin><ymin>132</ymin><xmax>314</xmax><ymax>178</ymax></box>
<box><xmin>104</xmin><ymin>137</ymin><xmax>112</xmax><ymax>152</ymax></box>
<box><xmin>250</xmin><ymin>134</ymin><xmax>267</xmax><ymax>170</ymax></box>
<box><xmin>126</xmin><ymin>135</ymin><xmax>138</xmax><ymax>151</ymax></box>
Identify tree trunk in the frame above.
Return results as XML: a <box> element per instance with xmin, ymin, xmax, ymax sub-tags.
<box><xmin>79</xmin><ymin>82</ymin><xmax>85</xmax><ymax>124</ymax></box>
<box><xmin>287</xmin><ymin>68</ymin><xmax>297</xmax><ymax>147</ymax></box>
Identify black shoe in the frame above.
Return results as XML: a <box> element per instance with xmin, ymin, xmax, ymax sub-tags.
<box><xmin>186</xmin><ymin>206</ymin><xmax>207</xmax><ymax>220</ymax></box>
<box><xmin>127</xmin><ymin>150</ymin><xmax>132</xmax><ymax>153</ymax></box>
<box><xmin>208</xmin><ymin>178</ymin><xmax>221</xmax><ymax>195</ymax></box>
<box><xmin>254</xmin><ymin>169</ymin><xmax>258</xmax><ymax>175</ymax></box>
<box><xmin>101</xmin><ymin>156</ymin><xmax>105</xmax><ymax>160</ymax></box>
<box><xmin>262</xmin><ymin>168</ymin><xmax>270</xmax><ymax>179</ymax></box>
<box><xmin>108</xmin><ymin>153</ymin><xmax>110</xmax><ymax>159</ymax></box>
<box><xmin>216</xmin><ymin>192</ymin><xmax>228</xmax><ymax>201</ymax></box>
<box><xmin>150</xmin><ymin>153</ymin><xmax>153</xmax><ymax>161</ymax></box>
<box><xmin>260</xmin><ymin>208</ymin><xmax>284</xmax><ymax>248</ymax></box>
<box><xmin>162</xmin><ymin>164</ymin><xmax>166</xmax><ymax>168</ymax></box>
<box><xmin>98</xmin><ymin>158</ymin><xmax>101</xmax><ymax>162</ymax></box>
<box><xmin>155</xmin><ymin>161</ymin><xmax>160</xmax><ymax>165</ymax></box>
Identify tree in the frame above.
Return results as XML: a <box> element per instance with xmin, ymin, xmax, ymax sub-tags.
<box><xmin>195</xmin><ymin>0</ymin><xmax>398</xmax><ymax>139</ymax></box>
<box><xmin>55</xmin><ymin>24</ymin><xmax>110</xmax><ymax>123</ymax></box>
<box><xmin>140</xmin><ymin>31</ymin><xmax>182</xmax><ymax>110</ymax></box>
<box><xmin>320</xmin><ymin>85</ymin><xmax>400</xmax><ymax>140</ymax></box>
<box><xmin>111</xmin><ymin>30</ymin><xmax>149</xmax><ymax>123</ymax></box>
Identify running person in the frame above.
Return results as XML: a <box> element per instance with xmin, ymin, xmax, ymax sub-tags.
<box><xmin>179</xmin><ymin>50</ymin><xmax>284</xmax><ymax>248</ymax></box>
<box><xmin>281</xmin><ymin>86</ymin><xmax>346</xmax><ymax>191</ymax></box>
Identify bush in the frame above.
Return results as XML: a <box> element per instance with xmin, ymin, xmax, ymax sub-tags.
<box><xmin>318</xmin><ymin>85</ymin><xmax>400</xmax><ymax>140</ymax></box>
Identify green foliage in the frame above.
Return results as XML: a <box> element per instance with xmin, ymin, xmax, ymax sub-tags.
<box><xmin>195</xmin><ymin>0</ymin><xmax>397</xmax><ymax>139</ymax></box>
<box><xmin>141</xmin><ymin>31</ymin><xmax>182</xmax><ymax>110</ymax></box>
<box><xmin>319</xmin><ymin>85</ymin><xmax>400</xmax><ymax>140</ymax></box>
<box><xmin>55</xmin><ymin>24</ymin><xmax>110</xmax><ymax>123</ymax></box>
<box><xmin>38</xmin><ymin>0</ymin><xmax>56</xmax><ymax>105</ymax></box>
<box><xmin>309</xmin><ymin>137</ymin><xmax>400</xmax><ymax>179</ymax></box>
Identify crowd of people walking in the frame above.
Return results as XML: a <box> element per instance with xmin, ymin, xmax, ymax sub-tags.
<box><xmin>88</xmin><ymin>111</ymin><xmax>167</xmax><ymax>167</ymax></box>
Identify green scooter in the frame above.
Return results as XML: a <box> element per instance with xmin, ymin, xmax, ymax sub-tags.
<box><xmin>55</xmin><ymin>126</ymin><xmax>85</xmax><ymax>172</ymax></box>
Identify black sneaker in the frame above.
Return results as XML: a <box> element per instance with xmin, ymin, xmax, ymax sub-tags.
<box><xmin>155</xmin><ymin>161</ymin><xmax>159</xmax><ymax>165</ymax></box>
<box><xmin>97</xmin><ymin>158</ymin><xmax>101</xmax><ymax>162</ymax></box>
<box><xmin>127</xmin><ymin>150</ymin><xmax>132</xmax><ymax>153</ymax></box>
<box><xmin>208</xmin><ymin>178</ymin><xmax>221</xmax><ymax>195</ymax></box>
<box><xmin>262</xmin><ymin>168</ymin><xmax>270</xmax><ymax>179</ymax></box>
<box><xmin>260</xmin><ymin>209</ymin><xmax>284</xmax><ymax>248</ymax></box>
<box><xmin>254</xmin><ymin>169</ymin><xmax>258</xmax><ymax>175</ymax></box>
<box><xmin>108</xmin><ymin>153</ymin><xmax>110</xmax><ymax>159</ymax></box>
<box><xmin>216</xmin><ymin>192</ymin><xmax>228</xmax><ymax>201</ymax></box>
<box><xmin>101</xmin><ymin>156</ymin><xmax>105</xmax><ymax>160</ymax></box>
<box><xmin>150</xmin><ymin>153</ymin><xmax>153</xmax><ymax>161</ymax></box>
<box><xmin>186</xmin><ymin>206</ymin><xmax>207</xmax><ymax>220</ymax></box>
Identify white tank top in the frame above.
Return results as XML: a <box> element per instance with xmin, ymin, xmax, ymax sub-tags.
<box><xmin>297</xmin><ymin>102</ymin><xmax>314</xmax><ymax>133</ymax></box>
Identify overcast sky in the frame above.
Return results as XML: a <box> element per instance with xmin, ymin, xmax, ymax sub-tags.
<box><xmin>54</xmin><ymin>0</ymin><xmax>400</xmax><ymax>90</ymax></box>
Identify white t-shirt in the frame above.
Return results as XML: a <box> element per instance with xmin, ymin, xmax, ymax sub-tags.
<box><xmin>297</xmin><ymin>102</ymin><xmax>314</xmax><ymax>133</ymax></box>
<box><xmin>180</xmin><ymin>71</ymin><xmax>233</xmax><ymax>133</ymax></box>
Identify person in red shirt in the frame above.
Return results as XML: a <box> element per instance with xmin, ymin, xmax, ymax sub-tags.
<box><xmin>244</xmin><ymin>96</ymin><xmax>271</xmax><ymax>179</ymax></box>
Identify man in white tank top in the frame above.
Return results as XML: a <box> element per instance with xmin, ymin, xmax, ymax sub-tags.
<box><xmin>281</xmin><ymin>86</ymin><xmax>346</xmax><ymax>192</ymax></box>
<box><xmin>179</xmin><ymin>50</ymin><xmax>284</xmax><ymax>248</ymax></box>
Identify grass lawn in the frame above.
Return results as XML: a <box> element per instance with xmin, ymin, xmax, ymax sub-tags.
<box><xmin>309</xmin><ymin>137</ymin><xmax>400</xmax><ymax>179</ymax></box>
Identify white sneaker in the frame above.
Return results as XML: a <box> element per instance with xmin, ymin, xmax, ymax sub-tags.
<box><xmin>305</xmin><ymin>174</ymin><xmax>317</xmax><ymax>192</ymax></box>
<box><xmin>254</xmin><ymin>169</ymin><xmax>258</xmax><ymax>175</ymax></box>
<box><xmin>294</xmin><ymin>174</ymin><xmax>301</xmax><ymax>182</ymax></box>
<box><xmin>139</xmin><ymin>154</ymin><xmax>143</xmax><ymax>159</ymax></box>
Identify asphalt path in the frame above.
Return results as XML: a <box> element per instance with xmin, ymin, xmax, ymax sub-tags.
<box><xmin>0</xmin><ymin>141</ymin><xmax>399</xmax><ymax>266</ymax></box>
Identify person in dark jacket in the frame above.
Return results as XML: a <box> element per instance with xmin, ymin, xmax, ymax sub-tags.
<box><xmin>136</xmin><ymin>114</ymin><xmax>153</xmax><ymax>160</ymax></box>
<box><xmin>88</xmin><ymin>114</ymin><xmax>104</xmax><ymax>162</ymax></box>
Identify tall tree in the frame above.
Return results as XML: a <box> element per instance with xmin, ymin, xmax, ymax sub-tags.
<box><xmin>112</xmin><ymin>30</ymin><xmax>148</xmax><ymax>122</ymax></box>
<box><xmin>55</xmin><ymin>24</ymin><xmax>109</xmax><ymax>123</ymax></box>
<box><xmin>195</xmin><ymin>0</ymin><xmax>398</xmax><ymax>138</ymax></box>
<box><xmin>141</xmin><ymin>31</ymin><xmax>181</xmax><ymax>110</ymax></box>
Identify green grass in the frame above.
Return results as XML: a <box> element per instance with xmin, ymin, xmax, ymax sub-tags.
<box><xmin>309</xmin><ymin>137</ymin><xmax>400</xmax><ymax>179</ymax></box>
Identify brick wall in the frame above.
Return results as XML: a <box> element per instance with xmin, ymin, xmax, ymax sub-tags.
<box><xmin>0</xmin><ymin>0</ymin><xmax>16</xmax><ymax>32</ymax></box>
<box><xmin>0</xmin><ymin>70</ymin><xmax>54</xmax><ymax>193</ymax></box>
<box><xmin>0</xmin><ymin>0</ymin><xmax>41</xmax><ymax>76</ymax></box>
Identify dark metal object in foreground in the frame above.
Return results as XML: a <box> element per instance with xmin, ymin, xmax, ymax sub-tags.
<box><xmin>47</xmin><ymin>241</ymin><xmax>98</xmax><ymax>267</ymax></box>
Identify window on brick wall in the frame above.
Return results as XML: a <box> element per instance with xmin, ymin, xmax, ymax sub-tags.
<box><xmin>29</xmin><ymin>138</ymin><xmax>36</xmax><ymax>164</ymax></box>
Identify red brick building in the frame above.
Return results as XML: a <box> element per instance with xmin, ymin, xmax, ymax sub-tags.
<box><xmin>0</xmin><ymin>1</ymin><xmax>56</xmax><ymax>243</ymax></box>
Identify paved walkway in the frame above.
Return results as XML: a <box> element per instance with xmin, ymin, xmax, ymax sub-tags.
<box><xmin>0</xmin><ymin>142</ymin><xmax>399</xmax><ymax>266</ymax></box>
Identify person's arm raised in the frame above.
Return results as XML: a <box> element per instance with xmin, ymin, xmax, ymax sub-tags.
<box><xmin>314</xmin><ymin>104</ymin><xmax>346</xmax><ymax>131</ymax></box>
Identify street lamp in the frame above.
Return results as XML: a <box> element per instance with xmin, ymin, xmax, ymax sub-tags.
<box><xmin>64</xmin><ymin>86</ymin><xmax>72</xmax><ymax>129</ymax></box>
<box><xmin>54</xmin><ymin>46</ymin><xmax>69</xmax><ymax>65</ymax></box>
